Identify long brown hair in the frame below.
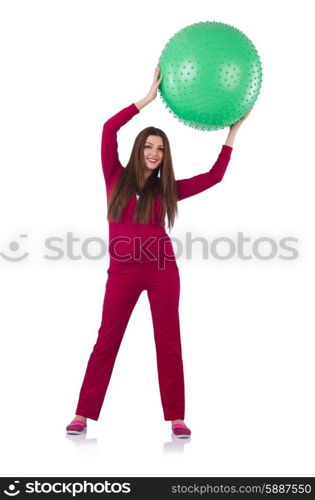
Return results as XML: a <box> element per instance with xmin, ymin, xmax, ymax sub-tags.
<box><xmin>107</xmin><ymin>126</ymin><xmax>178</xmax><ymax>231</ymax></box>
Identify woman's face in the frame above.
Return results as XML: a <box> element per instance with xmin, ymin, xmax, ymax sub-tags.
<box><xmin>143</xmin><ymin>135</ymin><xmax>164</xmax><ymax>172</ymax></box>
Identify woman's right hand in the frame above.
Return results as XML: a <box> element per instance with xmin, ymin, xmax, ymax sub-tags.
<box><xmin>146</xmin><ymin>66</ymin><xmax>163</xmax><ymax>102</ymax></box>
<box><xmin>135</xmin><ymin>67</ymin><xmax>163</xmax><ymax>111</ymax></box>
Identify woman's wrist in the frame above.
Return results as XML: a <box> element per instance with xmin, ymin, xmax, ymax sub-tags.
<box><xmin>135</xmin><ymin>96</ymin><xmax>153</xmax><ymax>111</ymax></box>
<box><xmin>224</xmin><ymin>126</ymin><xmax>239</xmax><ymax>147</ymax></box>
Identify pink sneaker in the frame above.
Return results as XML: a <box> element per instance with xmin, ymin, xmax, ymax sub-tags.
<box><xmin>66</xmin><ymin>419</ymin><xmax>87</xmax><ymax>435</ymax></box>
<box><xmin>172</xmin><ymin>422</ymin><xmax>191</xmax><ymax>438</ymax></box>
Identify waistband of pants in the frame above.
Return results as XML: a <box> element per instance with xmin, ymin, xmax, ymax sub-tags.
<box><xmin>107</xmin><ymin>259</ymin><xmax>178</xmax><ymax>271</ymax></box>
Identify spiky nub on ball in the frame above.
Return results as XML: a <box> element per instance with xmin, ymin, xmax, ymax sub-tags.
<box><xmin>158</xmin><ymin>21</ymin><xmax>263</xmax><ymax>131</ymax></box>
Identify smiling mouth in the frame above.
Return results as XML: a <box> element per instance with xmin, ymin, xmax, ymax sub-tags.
<box><xmin>147</xmin><ymin>158</ymin><xmax>158</xmax><ymax>164</ymax></box>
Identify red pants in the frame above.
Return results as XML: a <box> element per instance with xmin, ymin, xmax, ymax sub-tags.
<box><xmin>75</xmin><ymin>262</ymin><xmax>185</xmax><ymax>421</ymax></box>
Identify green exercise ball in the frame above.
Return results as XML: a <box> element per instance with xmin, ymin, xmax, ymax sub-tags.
<box><xmin>157</xmin><ymin>21</ymin><xmax>263</xmax><ymax>130</ymax></box>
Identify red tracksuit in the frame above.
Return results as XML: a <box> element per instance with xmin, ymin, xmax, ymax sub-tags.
<box><xmin>75</xmin><ymin>103</ymin><xmax>233</xmax><ymax>421</ymax></box>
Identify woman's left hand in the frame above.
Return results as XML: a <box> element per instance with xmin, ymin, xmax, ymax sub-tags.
<box><xmin>229</xmin><ymin>108</ymin><xmax>253</xmax><ymax>131</ymax></box>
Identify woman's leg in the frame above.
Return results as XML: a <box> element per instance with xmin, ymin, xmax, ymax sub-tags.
<box><xmin>75</xmin><ymin>267</ymin><xmax>142</xmax><ymax>420</ymax></box>
<box><xmin>146</xmin><ymin>266</ymin><xmax>185</xmax><ymax>421</ymax></box>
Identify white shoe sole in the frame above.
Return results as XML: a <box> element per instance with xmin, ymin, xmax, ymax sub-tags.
<box><xmin>172</xmin><ymin>433</ymin><xmax>191</xmax><ymax>438</ymax></box>
<box><xmin>66</xmin><ymin>428</ymin><xmax>87</xmax><ymax>435</ymax></box>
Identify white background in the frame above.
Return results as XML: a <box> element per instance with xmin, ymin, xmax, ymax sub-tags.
<box><xmin>0</xmin><ymin>0</ymin><xmax>314</xmax><ymax>477</ymax></box>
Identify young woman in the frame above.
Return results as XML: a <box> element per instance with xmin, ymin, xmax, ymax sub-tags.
<box><xmin>66</xmin><ymin>67</ymin><xmax>252</xmax><ymax>438</ymax></box>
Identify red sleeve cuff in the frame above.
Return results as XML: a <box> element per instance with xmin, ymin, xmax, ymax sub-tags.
<box><xmin>131</xmin><ymin>103</ymin><xmax>140</xmax><ymax>114</ymax></box>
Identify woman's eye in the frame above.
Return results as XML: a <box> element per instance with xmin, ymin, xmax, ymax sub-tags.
<box><xmin>144</xmin><ymin>145</ymin><xmax>164</xmax><ymax>152</ymax></box>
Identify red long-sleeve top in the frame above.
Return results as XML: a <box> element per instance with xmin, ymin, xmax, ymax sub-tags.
<box><xmin>102</xmin><ymin>103</ymin><xmax>233</xmax><ymax>268</ymax></box>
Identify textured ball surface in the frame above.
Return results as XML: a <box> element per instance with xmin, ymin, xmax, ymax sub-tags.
<box><xmin>158</xmin><ymin>21</ymin><xmax>263</xmax><ymax>130</ymax></box>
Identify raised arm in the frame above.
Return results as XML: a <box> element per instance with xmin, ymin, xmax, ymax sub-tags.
<box><xmin>101</xmin><ymin>103</ymin><xmax>140</xmax><ymax>184</ymax></box>
<box><xmin>101</xmin><ymin>66</ymin><xmax>164</xmax><ymax>185</ymax></box>
<box><xmin>176</xmin><ymin>107</ymin><xmax>254</xmax><ymax>201</ymax></box>
<box><xmin>176</xmin><ymin>145</ymin><xmax>233</xmax><ymax>201</ymax></box>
